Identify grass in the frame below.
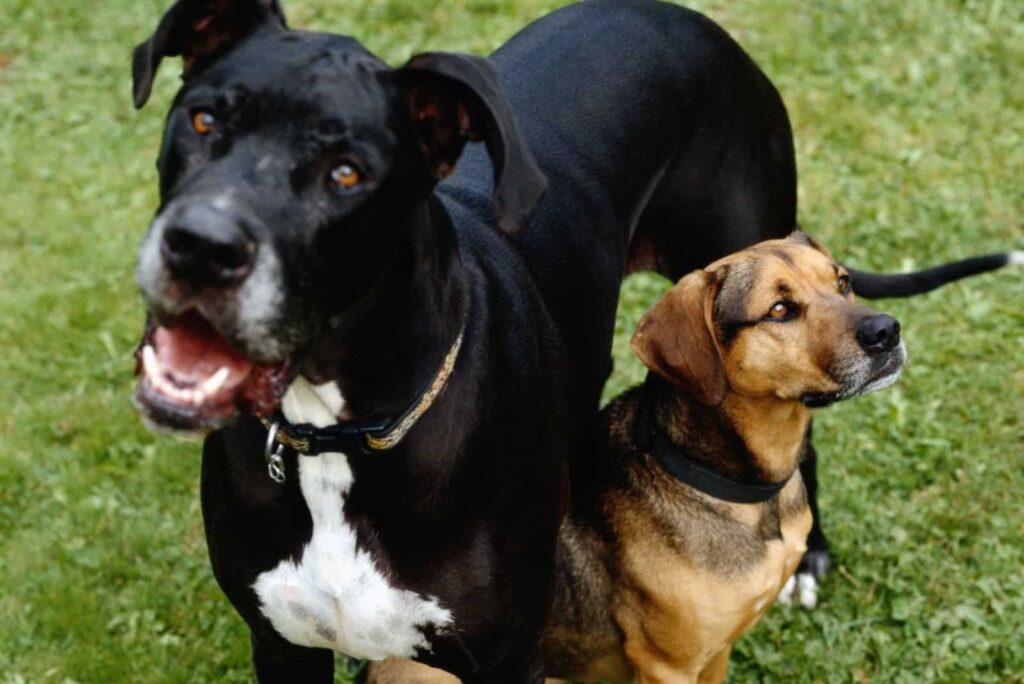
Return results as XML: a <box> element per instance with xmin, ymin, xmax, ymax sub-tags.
<box><xmin>0</xmin><ymin>0</ymin><xmax>1021</xmax><ymax>682</ymax></box>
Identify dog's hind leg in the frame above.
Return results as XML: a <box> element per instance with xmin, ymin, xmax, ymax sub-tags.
<box><xmin>251</xmin><ymin>630</ymin><xmax>334</xmax><ymax>684</ymax></box>
<box><xmin>624</xmin><ymin>61</ymin><xmax>798</xmax><ymax>282</ymax></box>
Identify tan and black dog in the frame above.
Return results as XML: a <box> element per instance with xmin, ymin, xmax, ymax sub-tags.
<box><xmin>539</xmin><ymin>232</ymin><xmax>908</xmax><ymax>683</ymax></box>
<box><xmin>366</xmin><ymin>232</ymin><xmax>907</xmax><ymax>684</ymax></box>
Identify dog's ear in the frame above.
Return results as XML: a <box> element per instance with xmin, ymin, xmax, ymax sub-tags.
<box><xmin>631</xmin><ymin>270</ymin><xmax>727</xmax><ymax>406</ymax></box>
<box><xmin>786</xmin><ymin>230</ymin><xmax>833</xmax><ymax>259</ymax></box>
<box><xmin>396</xmin><ymin>52</ymin><xmax>547</xmax><ymax>235</ymax></box>
<box><xmin>132</xmin><ymin>0</ymin><xmax>287</xmax><ymax>109</ymax></box>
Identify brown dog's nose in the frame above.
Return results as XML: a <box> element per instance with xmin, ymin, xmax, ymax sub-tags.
<box><xmin>856</xmin><ymin>314</ymin><xmax>901</xmax><ymax>355</ymax></box>
<box><xmin>161</xmin><ymin>204</ymin><xmax>255</xmax><ymax>288</ymax></box>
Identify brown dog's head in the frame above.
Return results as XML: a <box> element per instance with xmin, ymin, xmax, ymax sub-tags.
<box><xmin>631</xmin><ymin>233</ymin><xmax>906</xmax><ymax>408</ymax></box>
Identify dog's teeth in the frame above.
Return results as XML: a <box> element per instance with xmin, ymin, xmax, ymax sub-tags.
<box><xmin>152</xmin><ymin>372</ymin><xmax>171</xmax><ymax>393</ymax></box>
<box><xmin>142</xmin><ymin>345</ymin><xmax>161</xmax><ymax>378</ymax></box>
<box><xmin>200</xmin><ymin>367</ymin><xmax>231</xmax><ymax>396</ymax></box>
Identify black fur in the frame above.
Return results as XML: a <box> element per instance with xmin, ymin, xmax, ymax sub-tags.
<box><xmin>135</xmin><ymin>0</ymin><xmax>996</xmax><ymax>679</ymax></box>
<box><xmin>132</xmin><ymin>1</ymin><xmax>1024</xmax><ymax>679</ymax></box>
<box><xmin>848</xmin><ymin>253</ymin><xmax>1014</xmax><ymax>298</ymax></box>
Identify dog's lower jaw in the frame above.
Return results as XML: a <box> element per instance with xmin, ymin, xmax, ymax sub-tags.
<box><xmin>802</xmin><ymin>342</ymin><xmax>907</xmax><ymax>408</ymax></box>
<box><xmin>856</xmin><ymin>344</ymin><xmax>906</xmax><ymax>396</ymax></box>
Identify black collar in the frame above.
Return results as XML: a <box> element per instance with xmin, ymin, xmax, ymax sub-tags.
<box><xmin>257</xmin><ymin>325</ymin><xmax>465</xmax><ymax>482</ymax></box>
<box><xmin>633</xmin><ymin>400</ymin><xmax>790</xmax><ymax>504</ymax></box>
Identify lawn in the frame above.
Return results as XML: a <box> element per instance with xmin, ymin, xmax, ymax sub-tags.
<box><xmin>0</xmin><ymin>0</ymin><xmax>1021</xmax><ymax>682</ymax></box>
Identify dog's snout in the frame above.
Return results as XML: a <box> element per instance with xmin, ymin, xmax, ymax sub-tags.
<box><xmin>161</xmin><ymin>204</ymin><xmax>255</xmax><ymax>288</ymax></box>
<box><xmin>856</xmin><ymin>314</ymin><xmax>901</xmax><ymax>355</ymax></box>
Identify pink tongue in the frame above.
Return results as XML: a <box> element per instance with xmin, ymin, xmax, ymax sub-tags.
<box><xmin>153</xmin><ymin>314</ymin><xmax>253</xmax><ymax>387</ymax></box>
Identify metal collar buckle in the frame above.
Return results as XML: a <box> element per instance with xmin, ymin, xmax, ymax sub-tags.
<box><xmin>256</xmin><ymin>324</ymin><xmax>465</xmax><ymax>484</ymax></box>
<box><xmin>263</xmin><ymin>422</ymin><xmax>287</xmax><ymax>484</ymax></box>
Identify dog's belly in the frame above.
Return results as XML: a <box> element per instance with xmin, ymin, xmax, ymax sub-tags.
<box><xmin>252</xmin><ymin>379</ymin><xmax>453</xmax><ymax>660</ymax></box>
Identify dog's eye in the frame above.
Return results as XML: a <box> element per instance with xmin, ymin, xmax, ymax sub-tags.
<box><xmin>191</xmin><ymin>110</ymin><xmax>217</xmax><ymax>135</ymax></box>
<box><xmin>329</xmin><ymin>162</ymin><xmax>362</xmax><ymax>191</ymax></box>
<box><xmin>766</xmin><ymin>301</ymin><xmax>795</xmax><ymax>320</ymax></box>
<box><xmin>837</xmin><ymin>274</ymin><xmax>851</xmax><ymax>294</ymax></box>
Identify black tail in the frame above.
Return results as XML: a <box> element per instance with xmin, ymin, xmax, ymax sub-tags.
<box><xmin>847</xmin><ymin>251</ymin><xmax>1021</xmax><ymax>299</ymax></box>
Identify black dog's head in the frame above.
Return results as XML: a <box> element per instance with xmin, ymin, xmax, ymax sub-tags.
<box><xmin>131</xmin><ymin>0</ymin><xmax>545</xmax><ymax>432</ymax></box>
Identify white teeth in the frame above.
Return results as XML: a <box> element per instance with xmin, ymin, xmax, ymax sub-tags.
<box><xmin>142</xmin><ymin>345</ymin><xmax>227</xmax><ymax>406</ymax></box>
<box><xmin>142</xmin><ymin>345</ymin><xmax>161</xmax><ymax>379</ymax></box>
<box><xmin>200</xmin><ymin>367</ymin><xmax>231</xmax><ymax>396</ymax></box>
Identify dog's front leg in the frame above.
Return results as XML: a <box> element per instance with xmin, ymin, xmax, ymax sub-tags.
<box><xmin>251</xmin><ymin>629</ymin><xmax>334</xmax><ymax>684</ymax></box>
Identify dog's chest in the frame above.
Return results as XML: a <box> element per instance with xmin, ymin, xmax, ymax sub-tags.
<box><xmin>252</xmin><ymin>379</ymin><xmax>453</xmax><ymax>660</ymax></box>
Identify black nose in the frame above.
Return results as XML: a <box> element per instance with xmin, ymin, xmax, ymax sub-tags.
<box><xmin>161</xmin><ymin>204</ymin><xmax>255</xmax><ymax>288</ymax></box>
<box><xmin>856</xmin><ymin>314</ymin><xmax>901</xmax><ymax>354</ymax></box>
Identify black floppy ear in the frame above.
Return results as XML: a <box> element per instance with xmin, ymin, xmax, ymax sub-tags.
<box><xmin>132</xmin><ymin>0</ymin><xmax>287</xmax><ymax>109</ymax></box>
<box><xmin>396</xmin><ymin>52</ymin><xmax>547</xmax><ymax>235</ymax></box>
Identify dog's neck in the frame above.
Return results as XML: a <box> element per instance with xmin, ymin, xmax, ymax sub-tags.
<box><xmin>306</xmin><ymin>197</ymin><xmax>469</xmax><ymax>420</ymax></box>
<box><xmin>646</xmin><ymin>375</ymin><xmax>811</xmax><ymax>486</ymax></box>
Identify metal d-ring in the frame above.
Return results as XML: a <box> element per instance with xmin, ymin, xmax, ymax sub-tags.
<box><xmin>264</xmin><ymin>422</ymin><xmax>287</xmax><ymax>485</ymax></box>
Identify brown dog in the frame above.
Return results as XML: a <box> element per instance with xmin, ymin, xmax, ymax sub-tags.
<box><xmin>367</xmin><ymin>233</ymin><xmax>906</xmax><ymax>683</ymax></box>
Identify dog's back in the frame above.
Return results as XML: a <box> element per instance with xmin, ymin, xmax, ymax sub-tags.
<box><xmin>439</xmin><ymin>0</ymin><xmax>798</xmax><ymax>457</ymax></box>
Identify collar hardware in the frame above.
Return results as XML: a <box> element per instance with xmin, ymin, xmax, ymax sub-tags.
<box><xmin>258</xmin><ymin>326</ymin><xmax>465</xmax><ymax>477</ymax></box>
<box><xmin>263</xmin><ymin>422</ymin><xmax>288</xmax><ymax>484</ymax></box>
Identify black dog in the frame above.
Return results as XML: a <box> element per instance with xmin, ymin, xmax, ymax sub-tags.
<box><xmin>130</xmin><ymin>0</ymin><xmax>1014</xmax><ymax>681</ymax></box>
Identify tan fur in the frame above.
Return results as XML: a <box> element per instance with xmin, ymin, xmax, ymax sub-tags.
<box><xmin>367</xmin><ymin>234</ymin><xmax>898</xmax><ymax>683</ymax></box>
<box><xmin>611</xmin><ymin>475</ymin><xmax>811</xmax><ymax>683</ymax></box>
<box><xmin>632</xmin><ymin>270</ymin><xmax>726</xmax><ymax>406</ymax></box>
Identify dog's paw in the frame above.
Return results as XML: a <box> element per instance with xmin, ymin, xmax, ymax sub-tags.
<box><xmin>799</xmin><ymin>549</ymin><xmax>831</xmax><ymax>579</ymax></box>
<box><xmin>777</xmin><ymin>572</ymin><xmax>819</xmax><ymax>609</ymax></box>
<box><xmin>777</xmin><ymin>574</ymin><xmax>797</xmax><ymax>605</ymax></box>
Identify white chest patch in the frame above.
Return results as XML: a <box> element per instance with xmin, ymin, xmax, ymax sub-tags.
<box><xmin>252</xmin><ymin>378</ymin><xmax>453</xmax><ymax>660</ymax></box>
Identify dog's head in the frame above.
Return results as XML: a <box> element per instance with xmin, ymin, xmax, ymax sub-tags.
<box><xmin>631</xmin><ymin>233</ymin><xmax>906</xmax><ymax>408</ymax></box>
<box><xmin>130</xmin><ymin>0</ymin><xmax>545</xmax><ymax>432</ymax></box>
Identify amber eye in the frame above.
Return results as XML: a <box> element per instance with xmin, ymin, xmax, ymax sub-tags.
<box><xmin>837</xmin><ymin>273</ymin><xmax>851</xmax><ymax>294</ymax></box>
<box><xmin>191</xmin><ymin>110</ymin><xmax>216</xmax><ymax>135</ymax></box>
<box><xmin>767</xmin><ymin>301</ymin><xmax>793</xmax><ymax>319</ymax></box>
<box><xmin>330</xmin><ymin>163</ymin><xmax>362</xmax><ymax>190</ymax></box>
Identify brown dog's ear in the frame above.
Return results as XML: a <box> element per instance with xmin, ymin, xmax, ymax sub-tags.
<box><xmin>132</xmin><ymin>0</ymin><xmax>287</xmax><ymax>109</ymax></box>
<box><xmin>631</xmin><ymin>270</ymin><xmax>727</xmax><ymax>406</ymax></box>
<box><xmin>395</xmin><ymin>52</ymin><xmax>547</xmax><ymax>235</ymax></box>
<box><xmin>786</xmin><ymin>230</ymin><xmax>834</xmax><ymax>259</ymax></box>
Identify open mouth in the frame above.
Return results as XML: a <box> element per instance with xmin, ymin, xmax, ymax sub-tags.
<box><xmin>134</xmin><ymin>311</ymin><xmax>293</xmax><ymax>432</ymax></box>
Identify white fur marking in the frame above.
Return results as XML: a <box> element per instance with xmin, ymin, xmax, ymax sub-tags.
<box><xmin>777</xmin><ymin>572</ymin><xmax>818</xmax><ymax>609</ymax></box>
<box><xmin>777</xmin><ymin>575</ymin><xmax>796</xmax><ymax>606</ymax></box>
<box><xmin>1008</xmin><ymin>251</ymin><xmax>1024</xmax><ymax>267</ymax></box>
<box><xmin>796</xmin><ymin>572</ymin><xmax>819</xmax><ymax>609</ymax></box>
<box><xmin>135</xmin><ymin>215</ymin><xmax>167</xmax><ymax>301</ymax></box>
<box><xmin>234</xmin><ymin>244</ymin><xmax>285</xmax><ymax>356</ymax></box>
<box><xmin>211</xmin><ymin>192</ymin><xmax>234</xmax><ymax>212</ymax></box>
<box><xmin>253</xmin><ymin>378</ymin><xmax>453</xmax><ymax>659</ymax></box>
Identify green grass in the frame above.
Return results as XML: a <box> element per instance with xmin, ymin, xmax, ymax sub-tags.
<box><xmin>0</xmin><ymin>0</ymin><xmax>1021</xmax><ymax>682</ymax></box>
